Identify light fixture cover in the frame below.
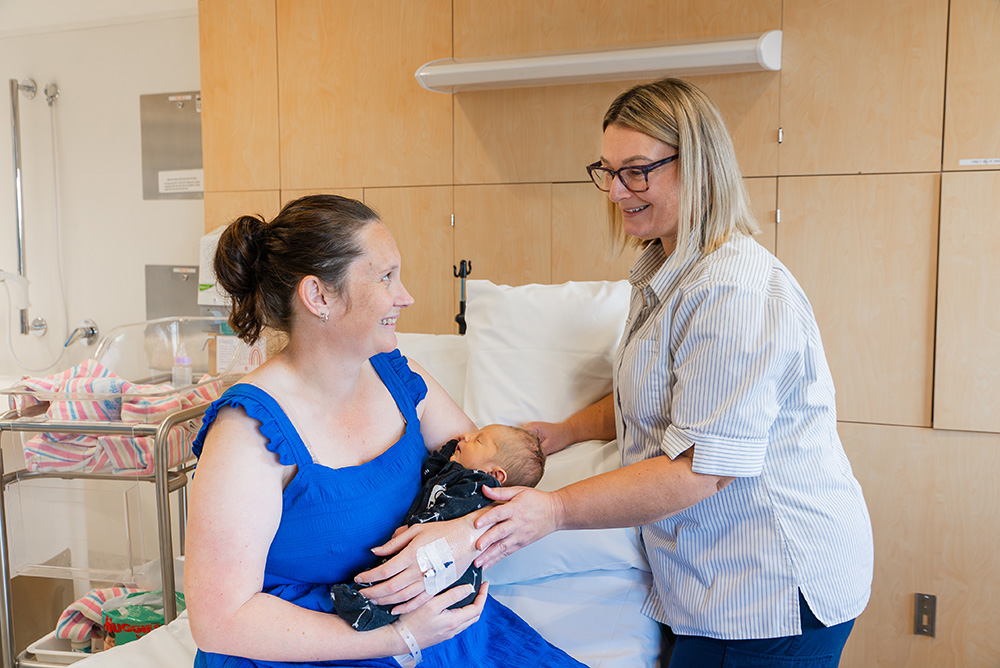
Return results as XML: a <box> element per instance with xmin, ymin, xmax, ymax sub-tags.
<box><xmin>415</xmin><ymin>31</ymin><xmax>782</xmax><ymax>94</ymax></box>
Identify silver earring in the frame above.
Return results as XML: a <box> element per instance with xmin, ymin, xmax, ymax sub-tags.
<box><xmin>319</xmin><ymin>312</ymin><xmax>329</xmax><ymax>323</ymax></box>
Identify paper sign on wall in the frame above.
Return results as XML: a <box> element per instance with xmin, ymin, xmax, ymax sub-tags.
<box><xmin>158</xmin><ymin>169</ymin><xmax>204</xmax><ymax>194</ymax></box>
<box><xmin>214</xmin><ymin>335</ymin><xmax>266</xmax><ymax>375</ymax></box>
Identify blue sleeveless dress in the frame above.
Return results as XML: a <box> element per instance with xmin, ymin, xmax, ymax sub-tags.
<box><xmin>190</xmin><ymin>350</ymin><xmax>584</xmax><ymax>668</ymax></box>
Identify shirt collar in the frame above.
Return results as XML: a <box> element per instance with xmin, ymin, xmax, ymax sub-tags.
<box><xmin>628</xmin><ymin>236</ymin><xmax>703</xmax><ymax>301</ymax></box>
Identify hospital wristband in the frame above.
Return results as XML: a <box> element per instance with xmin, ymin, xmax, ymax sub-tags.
<box><xmin>391</xmin><ymin>621</ymin><xmax>422</xmax><ymax>667</ymax></box>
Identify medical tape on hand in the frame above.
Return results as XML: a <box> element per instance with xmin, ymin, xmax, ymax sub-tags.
<box><xmin>415</xmin><ymin>537</ymin><xmax>458</xmax><ymax>596</ymax></box>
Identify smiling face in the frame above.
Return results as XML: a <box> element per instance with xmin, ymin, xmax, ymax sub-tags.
<box><xmin>330</xmin><ymin>222</ymin><xmax>413</xmax><ymax>357</ymax></box>
<box><xmin>600</xmin><ymin>123</ymin><xmax>681</xmax><ymax>253</ymax></box>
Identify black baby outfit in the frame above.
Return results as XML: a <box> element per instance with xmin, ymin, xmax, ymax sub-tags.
<box><xmin>330</xmin><ymin>439</ymin><xmax>500</xmax><ymax>631</ymax></box>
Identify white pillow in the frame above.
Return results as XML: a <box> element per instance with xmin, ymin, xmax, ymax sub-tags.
<box><xmin>461</xmin><ymin>279</ymin><xmax>631</xmax><ymax>428</ymax></box>
<box><xmin>485</xmin><ymin>439</ymin><xmax>648</xmax><ymax>585</ymax></box>
<box><xmin>395</xmin><ymin>333</ymin><xmax>467</xmax><ymax>405</ymax></box>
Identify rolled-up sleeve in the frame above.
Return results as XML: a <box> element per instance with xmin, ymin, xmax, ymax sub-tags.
<box><xmin>662</xmin><ymin>281</ymin><xmax>797</xmax><ymax>478</ymax></box>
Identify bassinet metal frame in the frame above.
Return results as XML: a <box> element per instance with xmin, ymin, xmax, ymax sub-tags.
<box><xmin>0</xmin><ymin>402</ymin><xmax>206</xmax><ymax>668</ymax></box>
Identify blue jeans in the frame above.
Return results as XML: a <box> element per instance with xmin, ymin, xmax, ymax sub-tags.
<box><xmin>666</xmin><ymin>593</ymin><xmax>856</xmax><ymax>668</ymax></box>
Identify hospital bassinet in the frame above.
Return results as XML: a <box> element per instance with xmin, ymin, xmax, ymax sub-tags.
<box><xmin>0</xmin><ymin>317</ymin><xmax>245</xmax><ymax>668</ymax></box>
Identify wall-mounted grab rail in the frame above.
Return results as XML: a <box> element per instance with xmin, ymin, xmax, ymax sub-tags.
<box><xmin>8</xmin><ymin>79</ymin><xmax>36</xmax><ymax>335</ymax></box>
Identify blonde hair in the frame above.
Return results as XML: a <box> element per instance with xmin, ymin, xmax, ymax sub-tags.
<box><xmin>492</xmin><ymin>426</ymin><xmax>546</xmax><ymax>488</ymax></box>
<box><xmin>601</xmin><ymin>78</ymin><xmax>759</xmax><ymax>260</ymax></box>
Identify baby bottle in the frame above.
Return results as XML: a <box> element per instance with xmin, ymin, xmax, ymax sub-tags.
<box><xmin>172</xmin><ymin>342</ymin><xmax>193</xmax><ymax>387</ymax></box>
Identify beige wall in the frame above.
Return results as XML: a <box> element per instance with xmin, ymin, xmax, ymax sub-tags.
<box><xmin>199</xmin><ymin>1</ymin><xmax>1000</xmax><ymax>665</ymax></box>
<box><xmin>0</xmin><ymin>13</ymin><xmax>203</xmax><ymax>379</ymax></box>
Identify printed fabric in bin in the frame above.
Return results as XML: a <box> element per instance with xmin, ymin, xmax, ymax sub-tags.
<box><xmin>55</xmin><ymin>586</ymin><xmax>141</xmax><ymax>643</ymax></box>
<box><xmin>8</xmin><ymin>359</ymin><xmax>223</xmax><ymax>475</ymax></box>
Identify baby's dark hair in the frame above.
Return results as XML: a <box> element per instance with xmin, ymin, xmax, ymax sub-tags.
<box><xmin>493</xmin><ymin>426</ymin><xmax>546</xmax><ymax>488</ymax></box>
<box><xmin>213</xmin><ymin>194</ymin><xmax>381</xmax><ymax>343</ymax></box>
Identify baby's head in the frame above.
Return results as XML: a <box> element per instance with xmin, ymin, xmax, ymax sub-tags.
<box><xmin>450</xmin><ymin>424</ymin><xmax>545</xmax><ymax>488</ymax></box>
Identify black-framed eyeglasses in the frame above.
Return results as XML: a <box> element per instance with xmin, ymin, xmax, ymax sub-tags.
<box><xmin>586</xmin><ymin>154</ymin><xmax>679</xmax><ymax>192</ymax></box>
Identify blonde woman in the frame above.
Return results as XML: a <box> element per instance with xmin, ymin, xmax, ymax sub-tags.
<box><xmin>373</xmin><ymin>79</ymin><xmax>874</xmax><ymax>667</ymax></box>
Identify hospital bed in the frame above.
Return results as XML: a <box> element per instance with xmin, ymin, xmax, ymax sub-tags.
<box><xmin>10</xmin><ymin>280</ymin><xmax>662</xmax><ymax>668</ymax></box>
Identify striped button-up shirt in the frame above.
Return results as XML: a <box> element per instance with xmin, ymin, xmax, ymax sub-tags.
<box><xmin>614</xmin><ymin>234</ymin><xmax>873</xmax><ymax>639</ymax></box>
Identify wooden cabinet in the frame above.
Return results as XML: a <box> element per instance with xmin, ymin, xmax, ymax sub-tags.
<box><xmin>777</xmin><ymin>174</ymin><xmax>939</xmax><ymax>427</ymax></box>
<box><xmin>198</xmin><ymin>0</ymin><xmax>279</xmax><ymax>192</ymax></box>
<box><xmin>454</xmin><ymin>184</ymin><xmax>552</xmax><ymax>287</ymax></box>
<box><xmin>934</xmin><ymin>171</ymin><xmax>1000</xmax><ymax>431</ymax></box>
<box><xmin>454</xmin><ymin>83</ymin><xmax>619</xmax><ymax>186</ymax></box>
<box><xmin>943</xmin><ymin>0</ymin><xmax>1000</xmax><ymax>171</ymax></box>
<box><xmin>551</xmin><ymin>183</ymin><xmax>637</xmax><ymax>283</ymax></box>
<box><xmin>453</xmin><ymin>0</ymin><xmax>781</xmax><ymax>183</ymax></box>
<box><xmin>275</xmin><ymin>0</ymin><xmax>452</xmax><ymax>190</ymax></box>
<box><xmin>745</xmin><ymin>177</ymin><xmax>776</xmax><ymax>254</ymax></box>
<box><xmin>839</xmin><ymin>422</ymin><xmax>1000</xmax><ymax>668</ymax></box>
<box><xmin>363</xmin><ymin>187</ymin><xmax>457</xmax><ymax>335</ymax></box>
<box><xmin>454</xmin><ymin>0</ymin><xmax>779</xmax><ymax>56</ymax></box>
<box><xmin>203</xmin><ymin>191</ymin><xmax>281</xmax><ymax>234</ymax></box>
<box><xmin>779</xmin><ymin>0</ymin><xmax>948</xmax><ymax>176</ymax></box>
<box><xmin>281</xmin><ymin>189</ymin><xmax>364</xmax><ymax>208</ymax></box>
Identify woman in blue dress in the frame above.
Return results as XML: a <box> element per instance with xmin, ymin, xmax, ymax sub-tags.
<box><xmin>184</xmin><ymin>194</ymin><xmax>583</xmax><ymax>668</ymax></box>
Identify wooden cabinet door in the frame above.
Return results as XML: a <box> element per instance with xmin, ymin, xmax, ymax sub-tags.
<box><xmin>839</xmin><ymin>422</ymin><xmax>1000</xmax><ymax>668</ymax></box>
<box><xmin>779</xmin><ymin>0</ymin><xmax>948</xmax><ymax>175</ymax></box>
<box><xmin>777</xmin><ymin>174</ymin><xmax>939</xmax><ymax>427</ymax></box>
<box><xmin>204</xmin><ymin>191</ymin><xmax>281</xmax><ymax>233</ymax></box>
<box><xmin>276</xmin><ymin>0</ymin><xmax>452</xmax><ymax>190</ymax></box>
<box><xmin>745</xmin><ymin>177</ymin><xmax>776</xmax><ymax>254</ymax></box>
<box><xmin>198</xmin><ymin>0</ymin><xmax>279</xmax><ymax>192</ymax></box>
<box><xmin>280</xmin><ymin>189</ymin><xmax>364</xmax><ymax>208</ymax></box>
<box><xmin>943</xmin><ymin>0</ymin><xmax>1000</xmax><ymax>171</ymax></box>
<box><xmin>934</xmin><ymin>171</ymin><xmax>1000</xmax><ymax>431</ymax></box>
<box><xmin>454</xmin><ymin>184</ymin><xmax>552</xmax><ymax>287</ymax></box>
<box><xmin>551</xmin><ymin>183</ymin><xmax>637</xmax><ymax>283</ymax></box>
<box><xmin>364</xmin><ymin>187</ymin><xmax>456</xmax><ymax>335</ymax></box>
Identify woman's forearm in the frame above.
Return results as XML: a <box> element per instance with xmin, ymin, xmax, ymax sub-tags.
<box><xmin>474</xmin><ymin>450</ymin><xmax>732</xmax><ymax>568</ymax></box>
<box><xmin>553</xmin><ymin>452</ymin><xmax>732</xmax><ymax>530</ymax></box>
<box><xmin>565</xmin><ymin>393</ymin><xmax>617</xmax><ymax>444</ymax></box>
<box><xmin>189</xmin><ymin>590</ymin><xmax>405</xmax><ymax>661</ymax></box>
<box><xmin>530</xmin><ymin>394</ymin><xmax>617</xmax><ymax>455</ymax></box>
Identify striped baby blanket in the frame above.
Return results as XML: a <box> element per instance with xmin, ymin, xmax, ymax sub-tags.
<box><xmin>8</xmin><ymin>359</ymin><xmax>223</xmax><ymax>475</ymax></box>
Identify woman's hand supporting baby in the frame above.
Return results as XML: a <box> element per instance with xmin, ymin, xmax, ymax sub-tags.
<box><xmin>356</xmin><ymin>511</ymin><xmax>491</xmax><ymax>612</ymax></box>
<box><xmin>397</xmin><ymin>581</ymin><xmax>489</xmax><ymax>651</ymax></box>
<box><xmin>525</xmin><ymin>394</ymin><xmax>617</xmax><ymax>456</ymax></box>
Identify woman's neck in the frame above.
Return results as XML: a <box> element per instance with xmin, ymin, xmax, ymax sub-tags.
<box><xmin>659</xmin><ymin>234</ymin><xmax>677</xmax><ymax>258</ymax></box>
<box><xmin>259</xmin><ymin>332</ymin><xmax>369</xmax><ymax>404</ymax></box>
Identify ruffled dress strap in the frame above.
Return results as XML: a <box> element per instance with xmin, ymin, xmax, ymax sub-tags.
<box><xmin>370</xmin><ymin>350</ymin><xmax>427</xmax><ymax>423</ymax></box>
<box><xmin>191</xmin><ymin>384</ymin><xmax>313</xmax><ymax>469</ymax></box>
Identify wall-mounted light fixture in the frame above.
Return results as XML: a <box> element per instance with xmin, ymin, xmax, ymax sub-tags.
<box><xmin>415</xmin><ymin>31</ymin><xmax>781</xmax><ymax>94</ymax></box>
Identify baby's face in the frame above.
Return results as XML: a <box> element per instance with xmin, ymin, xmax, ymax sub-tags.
<box><xmin>450</xmin><ymin>424</ymin><xmax>505</xmax><ymax>472</ymax></box>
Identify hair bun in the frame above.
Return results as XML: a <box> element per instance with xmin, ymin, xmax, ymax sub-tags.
<box><xmin>214</xmin><ymin>214</ymin><xmax>270</xmax><ymax>299</ymax></box>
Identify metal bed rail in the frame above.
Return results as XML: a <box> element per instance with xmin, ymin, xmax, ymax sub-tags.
<box><xmin>0</xmin><ymin>403</ymin><xmax>207</xmax><ymax>668</ymax></box>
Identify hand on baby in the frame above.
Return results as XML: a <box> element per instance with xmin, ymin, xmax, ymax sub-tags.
<box><xmin>356</xmin><ymin>512</ymin><xmax>488</xmax><ymax>613</ymax></box>
<box><xmin>474</xmin><ymin>485</ymin><xmax>561</xmax><ymax>570</ymax></box>
<box><xmin>524</xmin><ymin>421</ymin><xmax>572</xmax><ymax>456</ymax></box>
